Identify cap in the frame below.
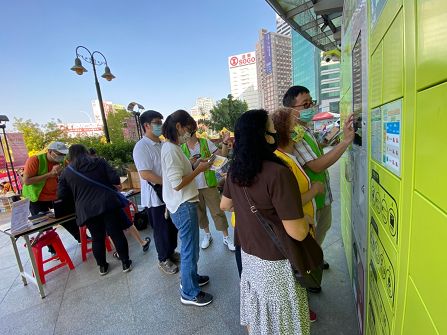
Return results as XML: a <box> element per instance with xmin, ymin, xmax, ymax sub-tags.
<box><xmin>47</xmin><ymin>142</ymin><xmax>69</xmax><ymax>155</ymax></box>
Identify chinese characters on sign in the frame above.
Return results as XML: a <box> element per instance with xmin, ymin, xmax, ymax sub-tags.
<box><xmin>370</xmin><ymin>99</ymin><xmax>402</xmax><ymax>177</ymax></box>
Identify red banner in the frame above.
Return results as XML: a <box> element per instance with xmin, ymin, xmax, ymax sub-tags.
<box><xmin>5</xmin><ymin>133</ymin><xmax>28</xmax><ymax>167</ymax></box>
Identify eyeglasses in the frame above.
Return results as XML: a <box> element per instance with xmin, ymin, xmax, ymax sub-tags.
<box><xmin>150</xmin><ymin>121</ymin><xmax>163</xmax><ymax>126</ymax></box>
<box><xmin>292</xmin><ymin>100</ymin><xmax>318</xmax><ymax>110</ymax></box>
<box><xmin>52</xmin><ymin>151</ymin><xmax>65</xmax><ymax>156</ymax></box>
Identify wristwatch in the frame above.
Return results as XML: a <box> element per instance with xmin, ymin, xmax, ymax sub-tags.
<box><xmin>222</xmin><ymin>142</ymin><xmax>228</xmax><ymax>146</ymax></box>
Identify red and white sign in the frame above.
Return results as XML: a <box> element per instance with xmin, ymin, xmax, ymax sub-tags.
<box><xmin>4</xmin><ymin>133</ymin><xmax>28</xmax><ymax>168</ymax></box>
<box><xmin>228</xmin><ymin>52</ymin><xmax>256</xmax><ymax>68</ymax></box>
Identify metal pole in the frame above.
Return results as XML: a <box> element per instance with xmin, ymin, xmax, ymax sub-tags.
<box><xmin>91</xmin><ymin>55</ymin><xmax>111</xmax><ymax>143</ymax></box>
<box><xmin>0</xmin><ymin>133</ymin><xmax>13</xmax><ymax>188</ymax></box>
<box><xmin>1</xmin><ymin>128</ymin><xmax>19</xmax><ymax>192</ymax></box>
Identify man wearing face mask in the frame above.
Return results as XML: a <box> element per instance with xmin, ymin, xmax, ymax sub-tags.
<box><xmin>181</xmin><ymin>129</ymin><xmax>235</xmax><ymax>251</ymax></box>
<box><xmin>283</xmin><ymin>86</ymin><xmax>354</xmax><ymax>291</ymax></box>
<box><xmin>133</xmin><ymin>110</ymin><xmax>179</xmax><ymax>275</ymax></box>
<box><xmin>22</xmin><ymin>142</ymin><xmax>81</xmax><ymax>247</ymax></box>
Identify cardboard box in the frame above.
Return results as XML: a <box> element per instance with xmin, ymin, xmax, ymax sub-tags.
<box><xmin>130</xmin><ymin>171</ymin><xmax>141</xmax><ymax>189</ymax></box>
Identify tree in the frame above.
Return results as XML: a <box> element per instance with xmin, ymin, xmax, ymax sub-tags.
<box><xmin>107</xmin><ymin>105</ymin><xmax>132</xmax><ymax>142</ymax></box>
<box><xmin>13</xmin><ymin>118</ymin><xmax>68</xmax><ymax>153</ymax></box>
<box><xmin>202</xmin><ymin>94</ymin><xmax>248</xmax><ymax>132</ymax></box>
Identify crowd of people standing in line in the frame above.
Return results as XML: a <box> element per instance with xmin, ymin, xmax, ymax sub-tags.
<box><xmin>20</xmin><ymin>84</ymin><xmax>354</xmax><ymax>334</ymax></box>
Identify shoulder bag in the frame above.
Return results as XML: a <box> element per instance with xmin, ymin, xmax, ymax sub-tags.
<box><xmin>242</xmin><ymin>187</ymin><xmax>323</xmax><ymax>288</ymax></box>
<box><xmin>67</xmin><ymin>165</ymin><xmax>129</xmax><ymax>208</ymax></box>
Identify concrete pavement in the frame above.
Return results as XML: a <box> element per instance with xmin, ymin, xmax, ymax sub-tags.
<box><xmin>0</xmin><ymin>159</ymin><xmax>359</xmax><ymax>334</ymax></box>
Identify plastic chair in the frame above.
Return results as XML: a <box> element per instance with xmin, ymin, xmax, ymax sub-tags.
<box><xmin>79</xmin><ymin>226</ymin><xmax>112</xmax><ymax>262</ymax></box>
<box><xmin>31</xmin><ymin>229</ymin><xmax>74</xmax><ymax>284</ymax></box>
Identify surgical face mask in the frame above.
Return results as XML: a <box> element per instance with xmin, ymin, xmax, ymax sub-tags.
<box><xmin>178</xmin><ymin>131</ymin><xmax>191</xmax><ymax>144</ymax></box>
<box><xmin>151</xmin><ymin>124</ymin><xmax>162</xmax><ymax>137</ymax></box>
<box><xmin>298</xmin><ymin>107</ymin><xmax>317</xmax><ymax>123</ymax></box>
<box><xmin>51</xmin><ymin>152</ymin><xmax>65</xmax><ymax>163</ymax></box>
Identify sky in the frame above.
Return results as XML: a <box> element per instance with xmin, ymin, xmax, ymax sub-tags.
<box><xmin>1</xmin><ymin>0</ymin><xmax>276</xmax><ymax>128</ymax></box>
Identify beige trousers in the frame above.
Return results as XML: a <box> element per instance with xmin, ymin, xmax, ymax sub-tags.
<box><xmin>197</xmin><ymin>187</ymin><xmax>228</xmax><ymax>231</ymax></box>
<box><xmin>315</xmin><ymin>204</ymin><xmax>332</xmax><ymax>246</ymax></box>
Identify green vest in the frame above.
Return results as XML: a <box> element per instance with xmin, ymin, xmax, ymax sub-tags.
<box><xmin>181</xmin><ymin>138</ymin><xmax>218</xmax><ymax>188</ymax></box>
<box><xmin>22</xmin><ymin>153</ymin><xmax>48</xmax><ymax>202</ymax></box>
<box><xmin>302</xmin><ymin>132</ymin><xmax>327</xmax><ymax>209</ymax></box>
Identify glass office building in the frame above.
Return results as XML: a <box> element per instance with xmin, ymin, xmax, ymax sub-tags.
<box><xmin>291</xmin><ymin>30</ymin><xmax>320</xmax><ymax>101</ymax></box>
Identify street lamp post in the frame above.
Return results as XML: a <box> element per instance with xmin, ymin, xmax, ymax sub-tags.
<box><xmin>127</xmin><ymin>102</ymin><xmax>145</xmax><ymax>140</ymax></box>
<box><xmin>70</xmin><ymin>46</ymin><xmax>116</xmax><ymax>143</ymax></box>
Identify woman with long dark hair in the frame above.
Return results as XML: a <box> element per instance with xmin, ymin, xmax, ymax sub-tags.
<box><xmin>220</xmin><ymin>109</ymin><xmax>311</xmax><ymax>334</ymax></box>
<box><xmin>58</xmin><ymin>144</ymin><xmax>132</xmax><ymax>275</ymax></box>
<box><xmin>161</xmin><ymin>110</ymin><xmax>213</xmax><ymax>307</ymax></box>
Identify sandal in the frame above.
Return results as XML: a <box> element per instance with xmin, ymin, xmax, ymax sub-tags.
<box><xmin>142</xmin><ymin>237</ymin><xmax>151</xmax><ymax>252</ymax></box>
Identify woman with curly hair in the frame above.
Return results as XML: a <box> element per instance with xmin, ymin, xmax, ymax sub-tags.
<box><xmin>271</xmin><ymin>107</ymin><xmax>325</xmax><ymax>232</ymax></box>
<box><xmin>220</xmin><ymin>109</ymin><xmax>311</xmax><ymax>335</ymax></box>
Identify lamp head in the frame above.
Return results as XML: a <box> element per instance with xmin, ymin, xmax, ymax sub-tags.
<box><xmin>70</xmin><ymin>57</ymin><xmax>88</xmax><ymax>75</ymax></box>
<box><xmin>101</xmin><ymin>66</ymin><xmax>115</xmax><ymax>81</ymax></box>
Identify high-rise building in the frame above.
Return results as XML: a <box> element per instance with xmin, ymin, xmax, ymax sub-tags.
<box><xmin>292</xmin><ymin>30</ymin><xmax>320</xmax><ymax>101</ymax></box>
<box><xmin>91</xmin><ymin>100</ymin><xmax>114</xmax><ymax>124</ymax></box>
<box><xmin>256</xmin><ymin>29</ymin><xmax>292</xmax><ymax>112</ymax></box>
<box><xmin>190</xmin><ymin>97</ymin><xmax>214</xmax><ymax>121</ymax></box>
<box><xmin>319</xmin><ymin>54</ymin><xmax>341</xmax><ymax>114</ymax></box>
<box><xmin>276</xmin><ymin>14</ymin><xmax>291</xmax><ymax>36</ymax></box>
<box><xmin>228</xmin><ymin>52</ymin><xmax>260</xmax><ymax>110</ymax></box>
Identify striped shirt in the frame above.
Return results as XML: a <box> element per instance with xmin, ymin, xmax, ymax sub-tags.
<box><xmin>293</xmin><ymin>128</ymin><xmax>333</xmax><ymax>206</ymax></box>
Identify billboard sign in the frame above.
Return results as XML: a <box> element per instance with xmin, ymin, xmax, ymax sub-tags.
<box><xmin>228</xmin><ymin>52</ymin><xmax>256</xmax><ymax>68</ymax></box>
<box><xmin>263</xmin><ymin>33</ymin><xmax>273</xmax><ymax>74</ymax></box>
<box><xmin>5</xmin><ymin>133</ymin><xmax>28</xmax><ymax>167</ymax></box>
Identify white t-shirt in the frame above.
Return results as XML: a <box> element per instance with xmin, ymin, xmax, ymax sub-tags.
<box><xmin>132</xmin><ymin>136</ymin><xmax>164</xmax><ymax>208</ymax></box>
<box><xmin>161</xmin><ymin>141</ymin><xmax>199</xmax><ymax>214</ymax></box>
<box><xmin>186</xmin><ymin>139</ymin><xmax>217</xmax><ymax>190</ymax></box>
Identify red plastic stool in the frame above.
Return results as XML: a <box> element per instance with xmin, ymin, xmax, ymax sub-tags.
<box><xmin>123</xmin><ymin>201</ymin><xmax>138</xmax><ymax>221</ymax></box>
<box><xmin>80</xmin><ymin>226</ymin><xmax>112</xmax><ymax>262</ymax></box>
<box><xmin>31</xmin><ymin>229</ymin><xmax>74</xmax><ymax>284</ymax></box>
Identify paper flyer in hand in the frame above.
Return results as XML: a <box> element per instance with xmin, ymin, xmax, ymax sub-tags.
<box><xmin>210</xmin><ymin>155</ymin><xmax>229</xmax><ymax>173</ymax></box>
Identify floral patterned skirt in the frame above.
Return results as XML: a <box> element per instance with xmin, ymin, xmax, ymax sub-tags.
<box><xmin>240</xmin><ymin>250</ymin><xmax>310</xmax><ymax>335</ymax></box>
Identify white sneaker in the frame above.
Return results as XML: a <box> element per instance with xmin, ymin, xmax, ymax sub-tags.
<box><xmin>201</xmin><ymin>233</ymin><xmax>213</xmax><ymax>249</ymax></box>
<box><xmin>223</xmin><ymin>236</ymin><xmax>236</xmax><ymax>251</ymax></box>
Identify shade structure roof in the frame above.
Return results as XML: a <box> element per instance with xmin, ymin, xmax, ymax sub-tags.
<box><xmin>265</xmin><ymin>0</ymin><xmax>343</xmax><ymax>51</ymax></box>
<box><xmin>312</xmin><ymin>111</ymin><xmax>335</xmax><ymax>121</ymax></box>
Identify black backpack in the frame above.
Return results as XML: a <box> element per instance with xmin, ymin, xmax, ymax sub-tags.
<box><xmin>133</xmin><ymin>207</ymin><xmax>150</xmax><ymax>231</ymax></box>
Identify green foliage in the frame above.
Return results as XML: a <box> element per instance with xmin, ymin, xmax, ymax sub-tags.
<box><xmin>13</xmin><ymin>118</ymin><xmax>69</xmax><ymax>153</ymax></box>
<box><xmin>68</xmin><ymin>137</ymin><xmax>136</xmax><ymax>175</ymax></box>
<box><xmin>13</xmin><ymin>117</ymin><xmax>136</xmax><ymax>175</ymax></box>
<box><xmin>107</xmin><ymin>106</ymin><xmax>132</xmax><ymax>142</ymax></box>
<box><xmin>201</xmin><ymin>94</ymin><xmax>248</xmax><ymax>132</ymax></box>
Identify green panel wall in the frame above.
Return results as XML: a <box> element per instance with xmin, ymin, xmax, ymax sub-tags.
<box><xmin>416</xmin><ymin>0</ymin><xmax>447</xmax><ymax>90</ymax></box>
<box><xmin>341</xmin><ymin>0</ymin><xmax>447</xmax><ymax>333</ymax></box>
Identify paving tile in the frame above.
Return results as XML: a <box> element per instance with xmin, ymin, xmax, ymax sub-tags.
<box><xmin>54</xmin><ymin>274</ymin><xmax>134</xmax><ymax>334</ymax></box>
<box><xmin>0</xmin><ymin>299</ymin><xmax>60</xmax><ymax>335</ymax></box>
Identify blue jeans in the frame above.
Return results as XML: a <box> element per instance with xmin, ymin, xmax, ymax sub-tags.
<box><xmin>170</xmin><ymin>201</ymin><xmax>200</xmax><ymax>299</ymax></box>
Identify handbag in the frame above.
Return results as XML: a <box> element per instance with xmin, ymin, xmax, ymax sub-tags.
<box><xmin>67</xmin><ymin>165</ymin><xmax>129</xmax><ymax>208</ymax></box>
<box><xmin>242</xmin><ymin>187</ymin><xmax>323</xmax><ymax>288</ymax></box>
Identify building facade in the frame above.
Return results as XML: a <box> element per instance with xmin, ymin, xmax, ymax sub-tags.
<box><xmin>228</xmin><ymin>52</ymin><xmax>260</xmax><ymax>110</ymax></box>
<box><xmin>276</xmin><ymin>14</ymin><xmax>291</xmax><ymax>36</ymax></box>
<box><xmin>91</xmin><ymin>100</ymin><xmax>114</xmax><ymax>125</ymax></box>
<box><xmin>57</xmin><ymin>123</ymin><xmax>103</xmax><ymax>138</ymax></box>
<box><xmin>292</xmin><ymin>30</ymin><xmax>320</xmax><ymax>101</ymax></box>
<box><xmin>256</xmin><ymin>29</ymin><xmax>292</xmax><ymax>113</ymax></box>
<box><xmin>319</xmin><ymin>54</ymin><xmax>341</xmax><ymax>114</ymax></box>
<box><xmin>190</xmin><ymin>97</ymin><xmax>214</xmax><ymax>121</ymax></box>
